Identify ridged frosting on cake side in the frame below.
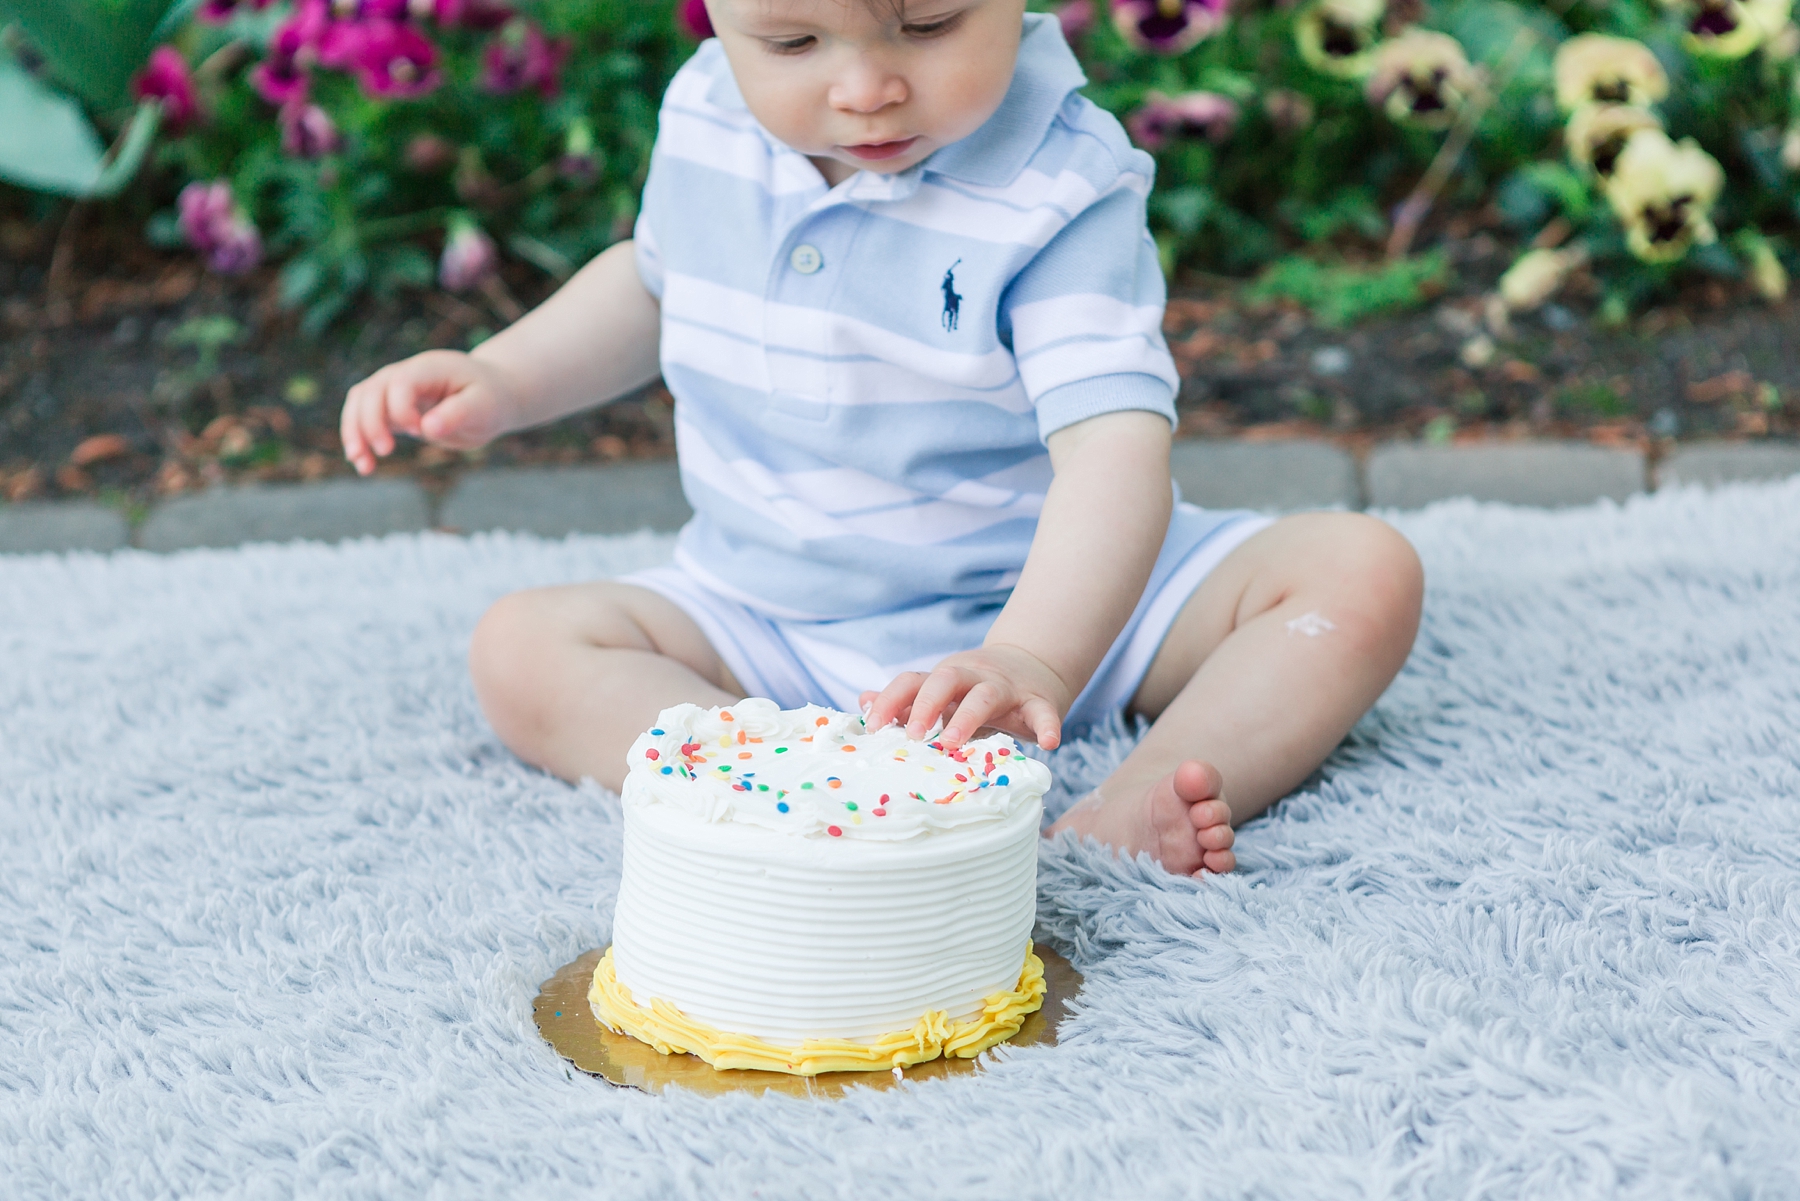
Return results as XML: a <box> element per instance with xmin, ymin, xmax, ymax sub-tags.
<box><xmin>622</xmin><ymin>698</ymin><xmax>1052</xmax><ymax>842</ymax></box>
<box><xmin>608</xmin><ymin>795</ymin><xmax>1042</xmax><ymax>1044</ymax></box>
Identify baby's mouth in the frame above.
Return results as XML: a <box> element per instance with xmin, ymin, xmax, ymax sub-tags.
<box><xmin>842</xmin><ymin>137</ymin><xmax>920</xmax><ymax>162</ymax></box>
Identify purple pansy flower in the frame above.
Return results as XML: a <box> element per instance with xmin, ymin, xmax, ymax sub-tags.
<box><xmin>281</xmin><ymin>103</ymin><xmax>342</xmax><ymax>158</ymax></box>
<box><xmin>133</xmin><ymin>47</ymin><xmax>200</xmax><ymax>132</ymax></box>
<box><xmin>252</xmin><ymin>31</ymin><xmax>312</xmax><ymax>104</ymax></box>
<box><xmin>429</xmin><ymin>0</ymin><xmax>515</xmax><ymax>29</ymax></box>
<box><xmin>209</xmin><ymin>217</ymin><xmax>264</xmax><ymax>276</ymax></box>
<box><xmin>197</xmin><ymin>0</ymin><xmax>275</xmax><ymax>24</ymax></box>
<box><xmin>316</xmin><ymin>20</ymin><xmax>368</xmax><ymax>71</ymax></box>
<box><xmin>1126</xmin><ymin>90</ymin><xmax>1239</xmax><ymax>149</ymax></box>
<box><xmin>179</xmin><ymin>181</ymin><xmax>233</xmax><ymax>250</ymax></box>
<box><xmin>1058</xmin><ymin>0</ymin><xmax>1096</xmax><ymax>40</ymax></box>
<box><xmin>178</xmin><ymin>181</ymin><xmax>263</xmax><ymax>276</ymax></box>
<box><xmin>1111</xmin><ymin>0</ymin><xmax>1229</xmax><ymax>55</ymax></box>
<box><xmin>253</xmin><ymin>0</ymin><xmax>333</xmax><ymax>100</ymax></box>
<box><xmin>251</xmin><ymin>56</ymin><xmax>310</xmax><ymax>105</ymax></box>
<box><xmin>439</xmin><ymin>215</ymin><xmax>498</xmax><ymax>292</ymax></box>
<box><xmin>479</xmin><ymin>19</ymin><xmax>568</xmax><ymax>97</ymax></box>
<box><xmin>677</xmin><ymin>0</ymin><xmax>714</xmax><ymax>39</ymax></box>
<box><xmin>350</xmin><ymin>19</ymin><xmax>441</xmax><ymax>99</ymax></box>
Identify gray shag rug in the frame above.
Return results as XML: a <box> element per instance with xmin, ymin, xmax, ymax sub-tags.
<box><xmin>5</xmin><ymin>478</ymin><xmax>1800</xmax><ymax>1200</ymax></box>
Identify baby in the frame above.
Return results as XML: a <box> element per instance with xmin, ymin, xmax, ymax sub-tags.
<box><xmin>340</xmin><ymin>0</ymin><xmax>1423</xmax><ymax>875</ymax></box>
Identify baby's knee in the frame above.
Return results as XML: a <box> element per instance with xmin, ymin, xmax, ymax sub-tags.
<box><xmin>1346</xmin><ymin>515</ymin><xmax>1423</xmax><ymax>612</ymax></box>
<box><xmin>1321</xmin><ymin>514</ymin><xmax>1423</xmax><ymax>654</ymax></box>
<box><xmin>469</xmin><ymin>590</ymin><xmax>545</xmax><ymax>706</ymax></box>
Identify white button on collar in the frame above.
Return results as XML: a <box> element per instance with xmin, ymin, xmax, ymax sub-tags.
<box><xmin>789</xmin><ymin>244</ymin><xmax>824</xmax><ymax>275</ymax></box>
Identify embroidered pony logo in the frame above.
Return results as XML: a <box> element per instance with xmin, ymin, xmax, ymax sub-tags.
<box><xmin>941</xmin><ymin>260</ymin><xmax>962</xmax><ymax>332</ymax></box>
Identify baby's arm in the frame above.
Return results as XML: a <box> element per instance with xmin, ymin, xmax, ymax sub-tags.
<box><xmin>340</xmin><ymin>240</ymin><xmax>660</xmax><ymax>474</ymax></box>
<box><xmin>863</xmin><ymin>409</ymin><xmax>1174</xmax><ymax>750</ymax></box>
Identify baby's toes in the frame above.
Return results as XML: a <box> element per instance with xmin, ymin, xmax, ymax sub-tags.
<box><xmin>1187</xmin><ymin>798</ymin><xmax>1232</xmax><ymax>832</ymax></box>
<box><xmin>1197</xmin><ymin>821</ymin><xmax>1234</xmax><ymax>853</ymax></box>
<box><xmin>1196</xmin><ymin>846</ymin><xmax>1237</xmax><ymax>875</ymax></box>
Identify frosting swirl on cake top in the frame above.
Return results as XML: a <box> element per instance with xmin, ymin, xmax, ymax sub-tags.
<box><xmin>623</xmin><ymin>699</ymin><xmax>1050</xmax><ymax>841</ymax></box>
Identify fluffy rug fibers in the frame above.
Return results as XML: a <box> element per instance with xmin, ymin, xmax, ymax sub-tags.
<box><xmin>4</xmin><ymin>479</ymin><xmax>1800</xmax><ymax>1200</ymax></box>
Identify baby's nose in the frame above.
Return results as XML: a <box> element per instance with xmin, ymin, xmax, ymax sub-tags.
<box><xmin>828</xmin><ymin>55</ymin><xmax>908</xmax><ymax>114</ymax></box>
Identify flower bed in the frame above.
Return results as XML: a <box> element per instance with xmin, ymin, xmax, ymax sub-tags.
<box><xmin>0</xmin><ymin>0</ymin><xmax>1793</xmax><ymax>325</ymax></box>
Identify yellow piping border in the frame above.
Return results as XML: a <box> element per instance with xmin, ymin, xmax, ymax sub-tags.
<box><xmin>589</xmin><ymin>943</ymin><xmax>1046</xmax><ymax>1076</ymax></box>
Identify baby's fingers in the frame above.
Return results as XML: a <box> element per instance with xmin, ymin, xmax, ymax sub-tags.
<box><xmin>341</xmin><ymin>377</ymin><xmax>388</xmax><ymax>475</ymax></box>
<box><xmin>941</xmin><ymin>680</ymin><xmax>1007</xmax><ymax>748</ymax></box>
<box><xmin>354</xmin><ymin>371</ymin><xmax>404</xmax><ymax>460</ymax></box>
<box><xmin>865</xmin><ymin>673</ymin><xmax>925</xmax><ymax>733</ymax></box>
<box><xmin>1019</xmin><ymin>695</ymin><xmax>1062</xmax><ymax>751</ymax></box>
<box><xmin>383</xmin><ymin>372</ymin><xmax>429</xmax><ymax>439</ymax></box>
<box><xmin>905</xmin><ymin>666</ymin><xmax>973</xmax><ymax>740</ymax></box>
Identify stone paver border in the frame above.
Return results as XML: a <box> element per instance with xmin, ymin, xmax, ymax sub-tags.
<box><xmin>1170</xmin><ymin>440</ymin><xmax>1361</xmax><ymax>511</ymax></box>
<box><xmin>1655</xmin><ymin>442</ymin><xmax>1800</xmax><ymax>490</ymax></box>
<box><xmin>136</xmin><ymin>478</ymin><xmax>433</xmax><ymax>553</ymax></box>
<box><xmin>0</xmin><ymin>500</ymin><xmax>131</xmax><ymax>554</ymax></box>
<box><xmin>2</xmin><ymin>440</ymin><xmax>1796</xmax><ymax>555</ymax></box>
<box><xmin>1365</xmin><ymin>441</ymin><xmax>1647</xmax><ymax>510</ymax></box>
<box><xmin>439</xmin><ymin>462</ymin><xmax>692</xmax><ymax>538</ymax></box>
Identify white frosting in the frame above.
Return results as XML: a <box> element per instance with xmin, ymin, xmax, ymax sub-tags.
<box><xmin>610</xmin><ymin>701</ymin><xmax>1049</xmax><ymax>1044</ymax></box>
<box><xmin>622</xmin><ymin>698</ymin><xmax>1052</xmax><ymax>842</ymax></box>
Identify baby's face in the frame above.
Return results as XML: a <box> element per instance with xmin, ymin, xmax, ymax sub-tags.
<box><xmin>705</xmin><ymin>0</ymin><xmax>1028</xmax><ymax>183</ymax></box>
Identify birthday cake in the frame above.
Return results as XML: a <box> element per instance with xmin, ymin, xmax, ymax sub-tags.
<box><xmin>590</xmin><ymin>699</ymin><xmax>1050</xmax><ymax>1075</ymax></box>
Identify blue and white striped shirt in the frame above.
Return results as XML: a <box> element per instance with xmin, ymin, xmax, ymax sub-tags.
<box><xmin>635</xmin><ymin>13</ymin><xmax>1191</xmax><ymax>626</ymax></box>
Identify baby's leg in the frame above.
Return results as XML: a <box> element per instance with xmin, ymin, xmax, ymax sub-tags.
<box><xmin>469</xmin><ymin>582</ymin><xmax>742</xmax><ymax>791</ymax></box>
<box><xmin>1049</xmin><ymin>512</ymin><xmax>1423</xmax><ymax>874</ymax></box>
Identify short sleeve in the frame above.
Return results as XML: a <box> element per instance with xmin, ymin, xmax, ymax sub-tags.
<box><xmin>633</xmin><ymin>207</ymin><xmax>665</xmax><ymax>300</ymax></box>
<box><xmin>999</xmin><ymin>178</ymin><xmax>1179</xmax><ymax>443</ymax></box>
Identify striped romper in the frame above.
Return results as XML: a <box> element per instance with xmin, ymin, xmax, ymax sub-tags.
<box><xmin>623</xmin><ymin>13</ymin><xmax>1270</xmax><ymax>733</ymax></box>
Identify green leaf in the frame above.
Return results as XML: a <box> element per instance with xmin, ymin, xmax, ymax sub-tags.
<box><xmin>0</xmin><ymin>52</ymin><xmax>106</xmax><ymax>195</ymax></box>
<box><xmin>1247</xmin><ymin>253</ymin><xmax>1450</xmax><ymax>327</ymax></box>
<box><xmin>1150</xmin><ymin>186</ymin><xmax>1214</xmax><ymax>237</ymax></box>
<box><xmin>0</xmin><ymin>0</ymin><xmax>184</xmax><ymax>108</ymax></box>
<box><xmin>1518</xmin><ymin>162</ymin><xmax>1594</xmax><ymax>223</ymax></box>
<box><xmin>280</xmin><ymin>256</ymin><xmax>326</xmax><ymax>307</ymax></box>
<box><xmin>302</xmin><ymin>292</ymin><xmax>351</xmax><ymax>339</ymax></box>
<box><xmin>90</xmin><ymin>101</ymin><xmax>161</xmax><ymax>198</ymax></box>
<box><xmin>150</xmin><ymin>0</ymin><xmax>202</xmax><ymax>42</ymax></box>
<box><xmin>508</xmin><ymin>232</ymin><xmax>575</xmax><ymax>280</ymax></box>
<box><xmin>165</xmin><ymin>314</ymin><xmax>243</xmax><ymax>351</ymax></box>
<box><xmin>374</xmin><ymin>244</ymin><xmax>433</xmax><ymax>296</ymax></box>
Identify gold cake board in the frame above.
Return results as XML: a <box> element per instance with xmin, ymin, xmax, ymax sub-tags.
<box><xmin>534</xmin><ymin>946</ymin><xmax>1083</xmax><ymax>1099</ymax></box>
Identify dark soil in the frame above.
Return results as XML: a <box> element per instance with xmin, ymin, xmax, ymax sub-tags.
<box><xmin>1167</xmin><ymin>230</ymin><xmax>1800</xmax><ymax>451</ymax></box>
<box><xmin>2</xmin><ymin>205</ymin><xmax>1795</xmax><ymax>510</ymax></box>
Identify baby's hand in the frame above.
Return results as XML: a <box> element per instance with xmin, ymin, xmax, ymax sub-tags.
<box><xmin>340</xmin><ymin>350</ymin><xmax>520</xmax><ymax>476</ymax></box>
<box><xmin>861</xmin><ymin>644</ymin><xmax>1071</xmax><ymax>752</ymax></box>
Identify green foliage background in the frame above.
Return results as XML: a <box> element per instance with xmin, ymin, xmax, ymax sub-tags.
<box><xmin>4</xmin><ymin>0</ymin><xmax>1798</xmax><ymax>325</ymax></box>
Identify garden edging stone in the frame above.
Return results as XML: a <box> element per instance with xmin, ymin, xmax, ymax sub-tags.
<box><xmin>0</xmin><ymin>501</ymin><xmax>130</xmax><ymax>554</ymax></box>
<box><xmin>135</xmin><ymin>478</ymin><xmax>432</xmax><ymax>552</ymax></box>
<box><xmin>1655</xmin><ymin>443</ymin><xmax>1800</xmax><ymax>490</ymax></box>
<box><xmin>1170</xmin><ymin>440</ymin><xmax>1361</xmax><ymax>511</ymax></box>
<box><xmin>439</xmin><ymin>462</ymin><xmax>692</xmax><ymax>537</ymax></box>
<box><xmin>11</xmin><ymin>441</ymin><xmax>1800</xmax><ymax>555</ymax></box>
<box><xmin>1365</xmin><ymin>441</ymin><xmax>1648</xmax><ymax>510</ymax></box>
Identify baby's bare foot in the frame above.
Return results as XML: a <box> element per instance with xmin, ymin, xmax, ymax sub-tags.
<box><xmin>1047</xmin><ymin>761</ymin><xmax>1236</xmax><ymax>875</ymax></box>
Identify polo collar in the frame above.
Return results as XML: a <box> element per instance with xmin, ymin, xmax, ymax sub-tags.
<box><xmin>701</xmin><ymin>12</ymin><xmax>1085</xmax><ymax>195</ymax></box>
